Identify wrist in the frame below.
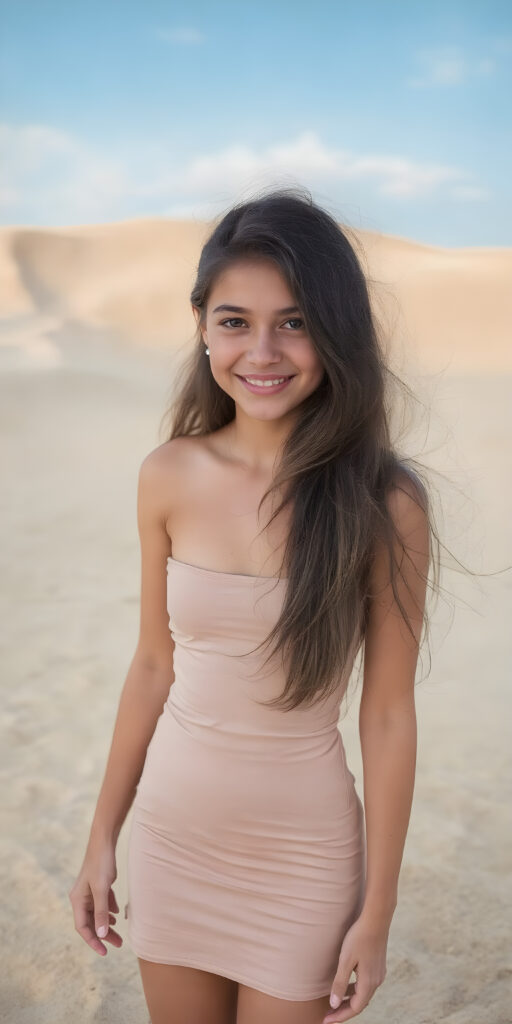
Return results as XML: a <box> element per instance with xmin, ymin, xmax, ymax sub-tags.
<box><xmin>88</xmin><ymin>820</ymin><xmax>119</xmax><ymax>847</ymax></box>
<box><xmin>358</xmin><ymin>893</ymin><xmax>397</xmax><ymax>930</ymax></box>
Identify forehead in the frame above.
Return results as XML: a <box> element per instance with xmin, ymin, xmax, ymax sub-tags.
<box><xmin>209</xmin><ymin>257</ymin><xmax>294</xmax><ymax>302</ymax></box>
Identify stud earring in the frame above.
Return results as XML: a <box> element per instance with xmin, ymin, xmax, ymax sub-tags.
<box><xmin>205</xmin><ymin>346</ymin><xmax>210</xmax><ymax>355</ymax></box>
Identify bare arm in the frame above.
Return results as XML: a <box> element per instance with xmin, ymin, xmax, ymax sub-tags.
<box><xmin>89</xmin><ymin>448</ymin><xmax>175</xmax><ymax>845</ymax></box>
<box><xmin>358</xmin><ymin>478</ymin><xmax>430</xmax><ymax>927</ymax></box>
<box><xmin>324</xmin><ymin>477</ymin><xmax>430</xmax><ymax>1021</ymax></box>
<box><xmin>69</xmin><ymin>444</ymin><xmax>175</xmax><ymax>953</ymax></box>
<box><xmin>87</xmin><ymin>659</ymin><xmax>173</xmax><ymax>846</ymax></box>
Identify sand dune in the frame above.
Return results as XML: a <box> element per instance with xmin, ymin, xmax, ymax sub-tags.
<box><xmin>0</xmin><ymin>218</ymin><xmax>510</xmax><ymax>372</ymax></box>
<box><xmin>1</xmin><ymin>220</ymin><xmax>511</xmax><ymax>1022</ymax></box>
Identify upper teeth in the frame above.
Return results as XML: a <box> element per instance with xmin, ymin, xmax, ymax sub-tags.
<box><xmin>243</xmin><ymin>377</ymin><xmax>288</xmax><ymax>387</ymax></box>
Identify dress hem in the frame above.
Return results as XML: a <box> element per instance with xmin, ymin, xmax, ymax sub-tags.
<box><xmin>129</xmin><ymin>944</ymin><xmax>333</xmax><ymax>1002</ymax></box>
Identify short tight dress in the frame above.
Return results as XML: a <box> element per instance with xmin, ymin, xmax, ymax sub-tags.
<box><xmin>125</xmin><ymin>555</ymin><xmax>366</xmax><ymax>1002</ymax></box>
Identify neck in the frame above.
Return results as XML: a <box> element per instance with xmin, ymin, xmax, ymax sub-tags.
<box><xmin>225</xmin><ymin>406</ymin><xmax>297</xmax><ymax>474</ymax></box>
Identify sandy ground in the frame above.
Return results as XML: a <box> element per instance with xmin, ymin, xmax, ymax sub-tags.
<box><xmin>0</xmin><ymin>221</ymin><xmax>511</xmax><ymax>1022</ymax></box>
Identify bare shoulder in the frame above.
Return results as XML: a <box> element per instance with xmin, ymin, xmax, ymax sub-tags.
<box><xmin>140</xmin><ymin>435</ymin><xmax>196</xmax><ymax>470</ymax></box>
<box><xmin>374</xmin><ymin>470</ymin><xmax>431</xmax><ymax>609</ymax></box>
<box><xmin>385</xmin><ymin>467</ymin><xmax>429</xmax><ymax>538</ymax></box>
<box><xmin>138</xmin><ymin>435</ymin><xmax>206</xmax><ymax>522</ymax></box>
<box><xmin>139</xmin><ymin>435</ymin><xmax>195</xmax><ymax>487</ymax></box>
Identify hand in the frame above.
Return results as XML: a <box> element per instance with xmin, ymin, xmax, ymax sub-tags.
<box><xmin>322</xmin><ymin>914</ymin><xmax>389</xmax><ymax>1022</ymax></box>
<box><xmin>68</xmin><ymin>840</ymin><xmax>123</xmax><ymax>957</ymax></box>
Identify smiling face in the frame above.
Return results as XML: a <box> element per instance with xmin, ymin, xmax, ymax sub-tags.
<box><xmin>193</xmin><ymin>258</ymin><xmax>325</xmax><ymax>421</ymax></box>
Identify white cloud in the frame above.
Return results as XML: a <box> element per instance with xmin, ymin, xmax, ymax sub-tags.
<box><xmin>0</xmin><ymin>123</ymin><xmax>131</xmax><ymax>221</ymax></box>
<box><xmin>340</xmin><ymin>154</ymin><xmax>464</xmax><ymax>196</ymax></box>
<box><xmin>0</xmin><ymin>122</ymin><xmax>489</xmax><ymax>225</ymax></box>
<box><xmin>407</xmin><ymin>44</ymin><xmax>497</xmax><ymax>88</ymax></box>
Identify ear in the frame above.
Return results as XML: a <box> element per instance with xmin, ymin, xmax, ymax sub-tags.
<box><xmin>192</xmin><ymin>304</ymin><xmax>207</xmax><ymax>343</ymax></box>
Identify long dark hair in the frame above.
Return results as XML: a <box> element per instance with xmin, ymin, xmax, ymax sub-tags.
<box><xmin>159</xmin><ymin>186</ymin><xmax>459</xmax><ymax>712</ymax></box>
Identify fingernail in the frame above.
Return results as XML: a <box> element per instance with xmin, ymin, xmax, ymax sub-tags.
<box><xmin>97</xmin><ymin>925</ymin><xmax>108</xmax><ymax>938</ymax></box>
<box><xmin>330</xmin><ymin>993</ymin><xmax>341</xmax><ymax>1009</ymax></box>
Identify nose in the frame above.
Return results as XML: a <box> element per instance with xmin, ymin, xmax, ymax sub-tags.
<box><xmin>246</xmin><ymin>328</ymin><xmax>282</xmax><ymax>366</ymax></box>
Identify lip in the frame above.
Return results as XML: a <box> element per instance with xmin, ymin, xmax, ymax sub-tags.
<box><xmin>235</xmin><ymin>373</ymin><xmax>295</xmax><ymax>380</ymax></box>
<box><xmin>236</xmin><ymin>374</ymin><xmax>296</xmax><ymax>395</ymax></box>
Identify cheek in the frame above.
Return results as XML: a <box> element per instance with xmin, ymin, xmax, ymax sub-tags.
<box><xmin>212</xmin><ymin>338</ymin><xmax>243</xmax><ymax>367</ymax></box>
<box><xmin>302</xmin><ymin>352</ymin><xmax>325</xmax><ymax>379</ymax></box>
<box><xmin>292</xmin><ymin>340</ymin><xmax>323</xmax><ymax>375</ymax></box>
<box><xmin>302</xmin><ymin>356</ymin><xmax>326</xmax><ymax>394</ymax></box>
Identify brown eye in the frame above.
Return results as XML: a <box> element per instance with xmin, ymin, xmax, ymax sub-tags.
<box><xmin>219</xmin><ymin>317</ymin><xmax>304</xmax><ymax>330</ymax></box>
<box><xmin>219</xmin><ymin>318</ymin><xmax>246</xmax><ymax>328</ymax></box>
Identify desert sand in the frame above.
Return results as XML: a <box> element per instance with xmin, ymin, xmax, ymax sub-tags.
<box><xmin>0</xmin><ymin>219</ymin><xmax>510</xmax><ymax>1022</ymax></box>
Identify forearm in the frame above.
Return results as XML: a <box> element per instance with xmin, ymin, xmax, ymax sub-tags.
<box><xmin>88</xmin><ymin>658</ymin><xmax>174</xmax><ymax>847</ymax></box>
<box><xmin>358</xmin><ymin>703</ymin><xmax>417</xmax><ymax>926</ymax></box>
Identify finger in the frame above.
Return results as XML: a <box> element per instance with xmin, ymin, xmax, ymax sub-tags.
<box><xmin>72</xmin><ymin>893</ymin><xmax>112</xmax><ymax>956</ymax></box>
<box><xmin>348</xmin><ymin>974</ymin><xmax>374</xmax><ymax>1015</ymax></box>
<box><xmin>75</xmin><ymin>920</ymin><xmax>108</xmax><ymax>956</ymax></box>
<box><xmin>322</xmin><ymin>984</ymin><xmax>356</xmax><ymax>1023</ymax></box>
<box><xmin>325</xmin><ymin>983</ymin><xmax>355</xmax><ymax>1010</ymax></box>
<box><xmin>108</xmin><ymin>889</ymin><xmax>119</xmax><ymax>913</ymax></box>
<box><xmin>76</xmin><ymin>917</ymin><xmax>123</xmax><ymax>954</ymax></box>
<box><xmin>92</xmin><ymin>889</ymin><xmax>111</xmax><ymax>940</ymax></box>
<box><xmin>102</xmin><ymin>927</ymin><xmax>123</xmax><ymax>948</ymax></box>
<box><xmin>328</xmin><ymin>968</ymin><xmax>356</xmax><ymax>1015</ymax></box>
<box><xmin>324</xmin><ymin>982</ymin><xmax>373</xmax><ymax>1023</ymax></box>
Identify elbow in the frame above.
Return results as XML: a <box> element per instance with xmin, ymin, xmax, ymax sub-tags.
<box><xmin>359</xmin><ymin>694</ymin><xmax>417</xmax><ymax>735</ymax></box>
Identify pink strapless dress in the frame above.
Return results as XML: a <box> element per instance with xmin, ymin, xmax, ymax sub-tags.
<box><xmin>125</xmin><ymin>556</ymin><xmax>366</xmax><ymax>1001</ymax></box>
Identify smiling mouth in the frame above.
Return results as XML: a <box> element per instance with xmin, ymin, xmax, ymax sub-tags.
<box><xmin>236</xmin><ymin>374</ymin><xmax>295</xmax><ymax>383</ymax></box>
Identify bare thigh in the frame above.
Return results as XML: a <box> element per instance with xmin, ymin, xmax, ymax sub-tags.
<box><xmin>237</xmin><ymin>983</ymin><xmax>332</xmax><ymax>1024</ymax></box>
<box><xmin>137</xmin><ymin>959</ymin><xmax>239</xmax><ymax>1024</ymax></box>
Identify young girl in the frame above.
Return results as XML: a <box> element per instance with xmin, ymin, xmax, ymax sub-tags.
<box><xmin>69</xmin><ymin>188</ymin><xmax>432</xmax><ymax>1024</ymax></box>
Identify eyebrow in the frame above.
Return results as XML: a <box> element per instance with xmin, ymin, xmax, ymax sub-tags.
<box><xmin>212</xmin><ymin>304</ymin><xmax>301</xmax><ymax>315</ymax></box>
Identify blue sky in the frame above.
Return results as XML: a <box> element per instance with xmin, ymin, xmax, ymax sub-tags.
<box><xmin>1</xmin><ymin>0</ymin><xmax>511</xmax><ymax>245</ymax></box>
